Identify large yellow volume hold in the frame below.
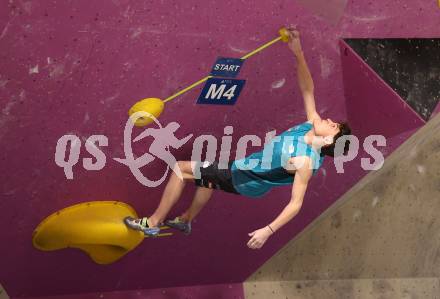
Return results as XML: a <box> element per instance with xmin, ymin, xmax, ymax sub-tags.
<box><xmin>32</xmin><ymin>201</ymin><xmax>144</xmax><ymax>264</ymax></box>
<box><xmin>128</xmin><ymin>98</ymin><xmax>164</xmax><ymax>127</ymax></box>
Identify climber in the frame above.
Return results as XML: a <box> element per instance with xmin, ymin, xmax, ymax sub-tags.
<box><xmin>125</xmin><ymin>28</ymin><xmax>351</xmax><ymax>249</ymax></box>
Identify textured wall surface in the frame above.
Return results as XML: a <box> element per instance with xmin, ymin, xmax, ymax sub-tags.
<box><xmin>1</xmin><ymin>0</ymin><xmax>439</xmax><ymax>298</ymax></box>
<box><xmin>432</xmin><ymin>102</ymin><xmax>440</xmax><ymax>119</ymax></box>
<box><xmin>23</xmin><ymin>284</ymin><xmax>243</xmax><ymax>299</ymax></box>
<box><xmin>244</xmin><ymin>278</ymin><xmax>440</xmax><ymax>299</ymax></box>
<box><xmin>245</xmin><ymin>113</ymin><xmax>440</xmax><ymax>294</ymax></box>
<box><xmin>0</xmin><ymin>284</ymin><xmax>10</xmax><ymax>299</ymax></box>
<box><xmin>345</xmin><ymin>38</ymin><xmax>440</xmax><ymax>121</ymax></box>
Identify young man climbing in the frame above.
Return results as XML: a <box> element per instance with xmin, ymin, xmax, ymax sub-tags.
<box><xmin>125</xmin><ymin>29</ymin><xmax>351</xmax><ymax>249</ymax></box>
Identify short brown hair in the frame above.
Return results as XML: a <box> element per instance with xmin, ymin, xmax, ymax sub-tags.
<box><xmin>320</xmin><ymin>122</ymin><xmax>352</xmax><ymax>157</ymax></box>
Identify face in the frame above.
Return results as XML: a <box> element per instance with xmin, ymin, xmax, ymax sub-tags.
<box><xmin>313</xmin><ymin>118</ymin><xmax>340</xmax><ymax>138</ymax></box>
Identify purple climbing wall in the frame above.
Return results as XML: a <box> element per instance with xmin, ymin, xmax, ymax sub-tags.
<box><xmin>295</xmin><ymin>0</ymin><xmax>348</xmax><ymax>24</ymax></box>
<box><xmin>1</xmin><ymin>0</ymin><xmax>439</xmax><ymax>298</ymax></box>
<box><xmin>340</xmin><ymin>40</ymin><xmax>425</xmax><ymax>139</ymax></box>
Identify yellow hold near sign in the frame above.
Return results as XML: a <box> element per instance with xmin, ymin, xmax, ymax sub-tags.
<box><xmin>128</xmin><ymin>27</ymin><xmax>292</xmax><ymax>127</ymax></box>
<box><xmin>128</xmin><ymin>97</ymin><xmax>164</xmax><ymax>127</ymax></box>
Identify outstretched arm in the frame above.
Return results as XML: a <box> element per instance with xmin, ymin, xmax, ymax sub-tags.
<box><xmin>287</xmin><ymin>29</ymin><xmax>321</xmax><ymax>122</ymax></box>
<box><xmin>267</xmin><ymin>157</ymin><xmax>312</xmax><ymax>231</ymax></box>
<box><xmin>247</xmin><ymin>157</ymin><xmax>312</xmax><ymax>249</ymax></box>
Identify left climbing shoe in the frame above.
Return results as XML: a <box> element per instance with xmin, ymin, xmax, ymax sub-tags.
<box><xmin>124</xmin><ymin>216</ymin><xmax>161</xmax><ymax>237</ymax></box>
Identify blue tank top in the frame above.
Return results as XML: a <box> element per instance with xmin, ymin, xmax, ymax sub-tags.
<box><xmin>230</xmin><ymin>121</ymin><xmax>325</xmax><ymax>198</ymax></box>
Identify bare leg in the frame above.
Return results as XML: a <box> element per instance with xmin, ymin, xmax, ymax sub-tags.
<box><xmin>180</xmin><ymin>187</ymin><xmax>214</xmax><ymax>222</ymax></box>
<box><xmin>148</xmin><ymin>161</ymin><xmax>194</xmax><ymax>227</ymax></box>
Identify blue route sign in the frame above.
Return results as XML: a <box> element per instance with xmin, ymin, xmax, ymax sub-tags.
<box><xmin>197</xmin><ymin>78</ymin><xmax>246</xmax><ymax>105</ymax></box>
<box><xmin>210</xmin><ymin>57</ymin><xmax>244</xmax><ymax>78</ymax></box>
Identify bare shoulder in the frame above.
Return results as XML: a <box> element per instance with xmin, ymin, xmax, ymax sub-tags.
<box><xmin>284</xmin><ymin>156</ymin><xmax>313</xmax><ymax>176</ymax></box>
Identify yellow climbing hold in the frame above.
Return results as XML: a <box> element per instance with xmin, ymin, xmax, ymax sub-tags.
<box><xmin>128</xmin><ymin>97</ymin><xmax>165</xmax><ymax>127</ymax></box>
<box><xmin>278</xmin><ymin>27</ymin><xmax>291</xmax><ymax>43</ymax></box>
<box><xmin>32</xmin><ymin>201</ymin><xmax>144</xmax><ymax>265</ymax></box>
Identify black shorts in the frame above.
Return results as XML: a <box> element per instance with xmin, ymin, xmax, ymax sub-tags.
<box><xmin>193</xmin><ymin>161</ymin><xmax>240</xmax><ymax>195</ymax></box>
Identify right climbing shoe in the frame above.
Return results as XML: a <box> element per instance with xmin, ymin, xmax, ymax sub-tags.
<box><xmin>164</xmin><ymin>217</ymin><xmax>192</xmax><ymax>235</ymax></box>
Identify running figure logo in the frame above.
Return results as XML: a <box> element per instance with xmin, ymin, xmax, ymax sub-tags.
<box><xmin>114</xmin><ymin>111</ymin><xmax>193</xmax><ymax>187</ymax></box>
